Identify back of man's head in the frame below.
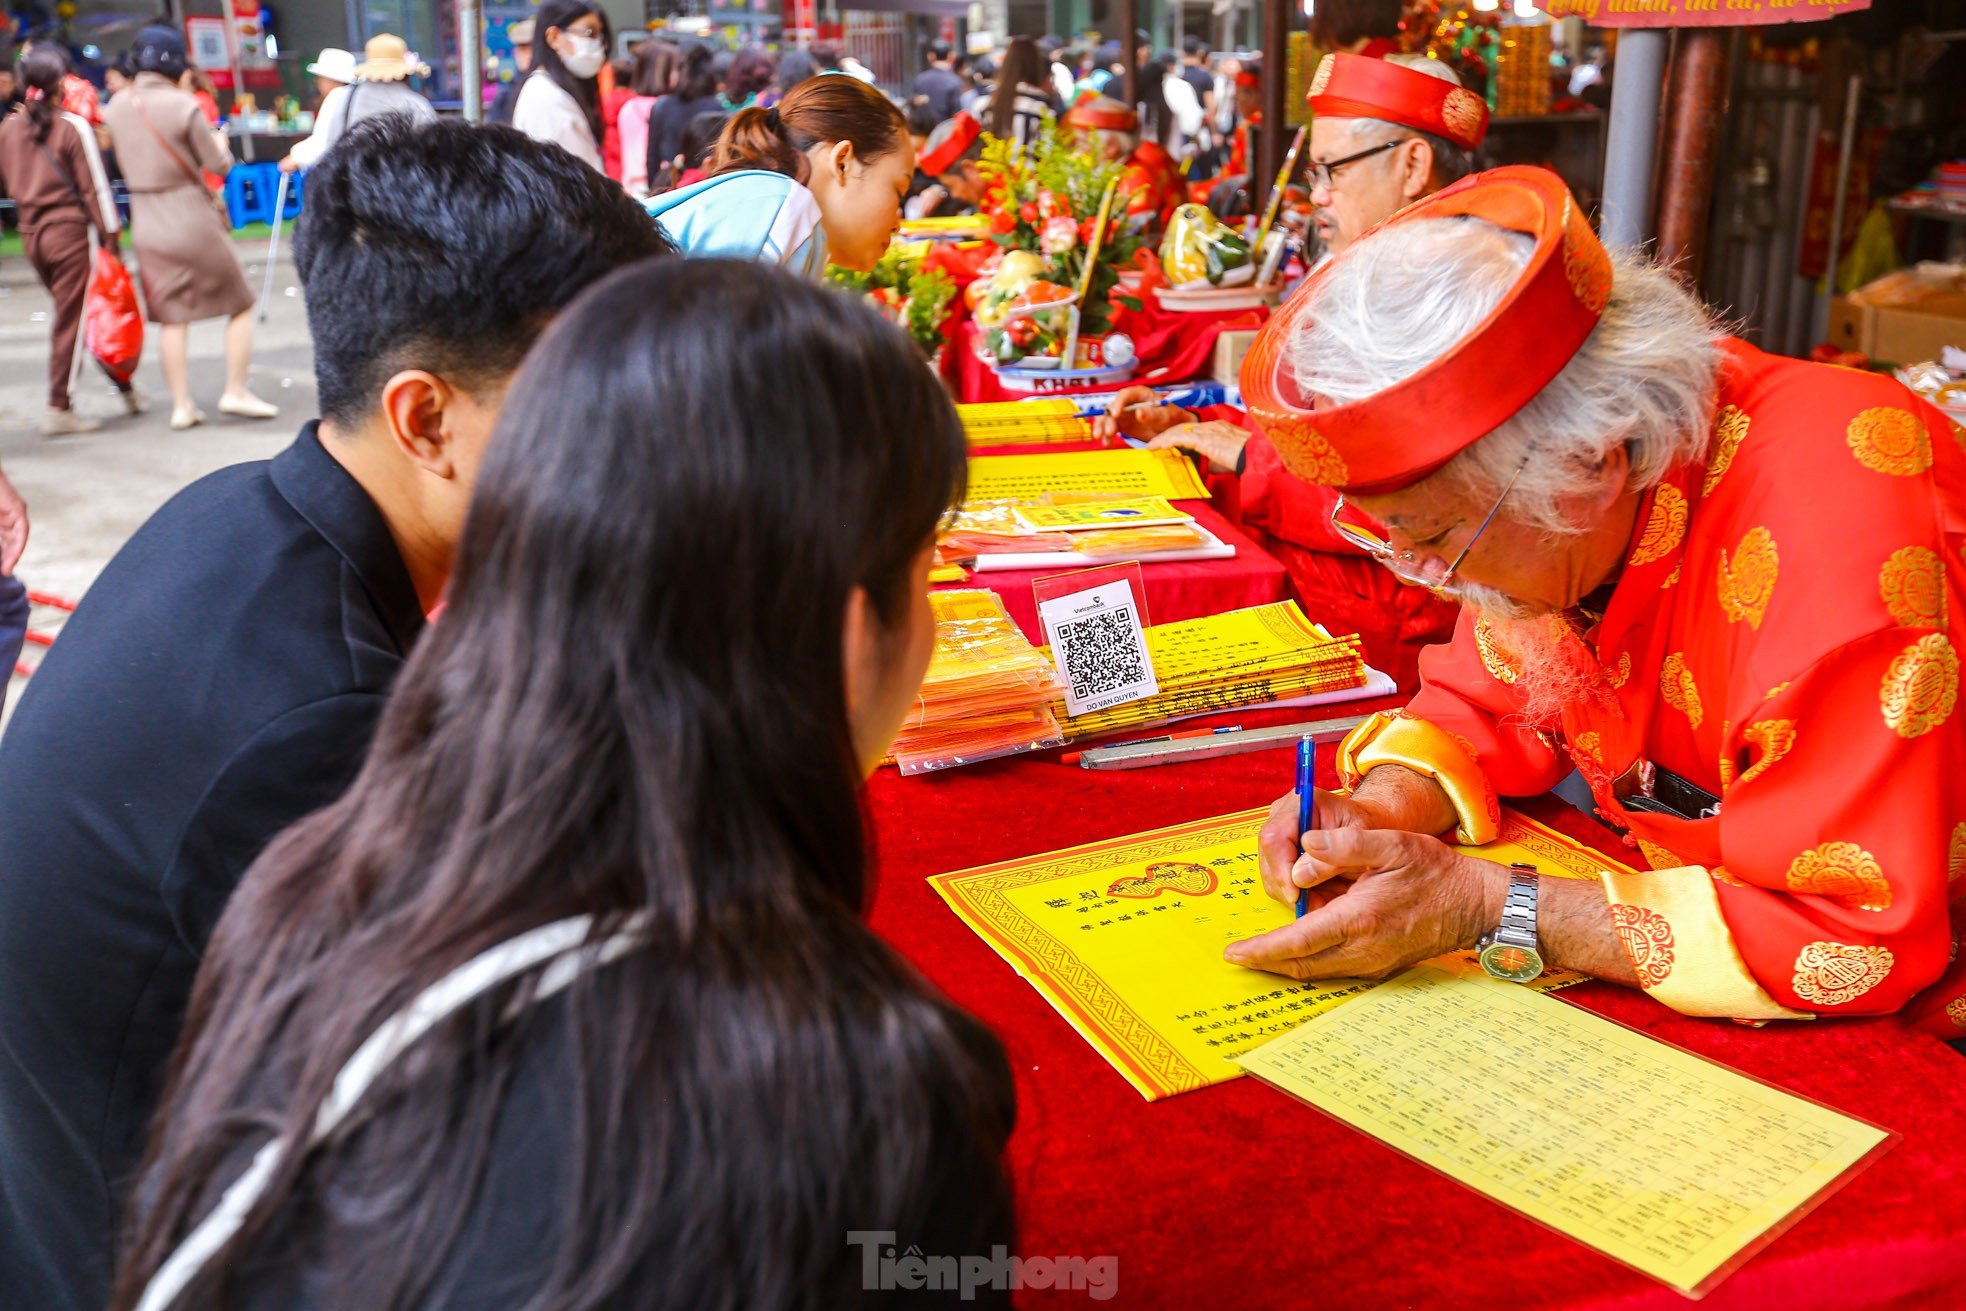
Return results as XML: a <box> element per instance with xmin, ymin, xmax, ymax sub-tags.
<box><xmin>295</xmin><ymin>116</ymin><xmax>671</xmax><ymax>427</ymax></box>
<box><xmin>926</xmin><ymin>40</ymin><xmax>952</xmax><ymax>65</ymax></box>
<box><xmin>1183</xmin><ymin>35</ymin><xmax>1207</xmax><ymax>60</ymax></box>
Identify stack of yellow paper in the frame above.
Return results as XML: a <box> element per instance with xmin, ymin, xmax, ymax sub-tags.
<box><xmin>958</xmin><ymin>400</ymin><xmax>1095</xmax><ymax>448</ymax></box>
<box><xmin>1043</xmin><ymin>601</ymin><xmax>1364</xmax><ymax>738</ymax></box>
<box><xmin>966</xmin><ymin>448</ymin><xmax>1211</xmax><ymax>503</ymax></box>
<box><xmin>890</xmin><ymin>590</ymin><xmax>1067</xmax><ymax>774</ymax></box>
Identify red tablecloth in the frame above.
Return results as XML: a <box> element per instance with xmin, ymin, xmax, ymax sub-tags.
<box><xmin>938</xmin><ymin>502</ymin><xmax>1288</xmax><ymax>645</ymax></box>
<box><xmin>865</xmin><ymin>704</ymin><xmax>1966</xmax><ymax>1309</ymax></box>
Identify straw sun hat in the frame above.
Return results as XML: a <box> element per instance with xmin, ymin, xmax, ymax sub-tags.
<box><xmin>352</xmin><ymin>33</ymin><xmax>429</xmax><ymax>82</ymax></box>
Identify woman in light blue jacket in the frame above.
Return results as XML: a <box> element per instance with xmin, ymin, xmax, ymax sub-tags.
<box><xmin>643</xmin><ymin>74</ymin><xmax>914</xmax><ymax>275</ymax></box>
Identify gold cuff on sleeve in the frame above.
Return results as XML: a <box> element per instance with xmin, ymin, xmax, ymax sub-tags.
<box><xmin>1335</xmin><ymin>711</ymin><xmax>1500</xmax><ymax>845</ymax></box>
<box><xmin>1600</xmin><ymin>866</ymin><xmax>1810</xmax><ymax>1022</ymax></box>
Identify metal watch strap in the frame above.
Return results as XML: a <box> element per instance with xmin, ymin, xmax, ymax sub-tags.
<box><xmin>1490</xmin><ymin>863</ymin><xmax>1540</xmax><ymax>951</ymax></box>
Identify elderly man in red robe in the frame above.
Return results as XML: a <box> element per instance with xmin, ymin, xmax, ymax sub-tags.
<box><xmin>1223</xmin><ymin>165</ymin><xmax>1966</xmax><ymax>1035</ymax></box>
<box><xmin>1097</xmin><ymin>52</ymin><xmax>1490</xmax><ymax>685</ymax></box>
<box><xmin>1062</xmin><ymin>97</ymin><xmax>1184</xmax><ymax>233</ymax></box>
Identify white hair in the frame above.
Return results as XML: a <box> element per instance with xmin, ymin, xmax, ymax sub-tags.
<box><xmin>1285</xmin><ymin>214</ymin><xmax>1725</xmax><ymax>536</ymax></box>
<box><xmin>1346</xmin><ymin>54</ymin><xmax>1472</xmax><ymax>183</ymax></box>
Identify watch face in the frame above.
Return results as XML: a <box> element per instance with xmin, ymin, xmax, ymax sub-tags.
<box><xmin>1479</xmin><ymin>940</ymin><xmax>1545</xmax><ymax>984</ymax></box>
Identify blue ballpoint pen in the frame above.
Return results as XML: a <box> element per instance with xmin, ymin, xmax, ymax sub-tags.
<box><xmin>1294</xmin><ymin>735</ymin><xmax>1315</xmax><ymax>918</ymax></box>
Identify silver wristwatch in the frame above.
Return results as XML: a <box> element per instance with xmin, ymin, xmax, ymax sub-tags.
<box><xmin>1476</xmin><ymin>863</ymin><xmax>1544</xmax><ymax>983</ymax></box>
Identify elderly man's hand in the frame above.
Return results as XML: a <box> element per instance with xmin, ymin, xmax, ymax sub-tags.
<box><xmin>1146</xmin><ymin>422</ymin><xmax>1248</xmax><ymax>474</ymax></box>
<box><xmin>0</xmin><ymin>465</ymin><xmax>28</xmax><ymax>576</ymax></box>
<box><xmin>1257</xmin><ymin>787</ymin><xmax>1395</xmax><ymax>906</ymax></box>
<box><xmin>1227</xmin><ymin>828</ymin><xmax>1503</xmax><ymax>982</ymax></box>
<box><xmin>1090</xmin><ymin>386</ymin><xmax>1196</xmax><ymax>443</ymax></box>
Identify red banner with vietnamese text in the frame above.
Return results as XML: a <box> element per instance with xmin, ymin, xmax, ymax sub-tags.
<box><xmin>1543</xmin><ymin>0</ymin><xmax>1869</xmax><ymax>25</ymax></box>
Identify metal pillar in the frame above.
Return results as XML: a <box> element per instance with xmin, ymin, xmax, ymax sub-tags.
<box><xmin>1255</xmin><ymin>0</ymin><xmax>1285</xmax><ymax>216</ymax></box>
<box><xmin>459</xmin><ymin>0</ymin><xmax>482</xmax><ymax>123</ymax></box>
<box><xmin>1654</xmin><ymin>29</ymin><xmax>1729</xmax><ymax>284</ymax></box>
<box><xmin>1119</xmin><ymin>0</ymin><xmax>1139</xmax><ymax>106</ymax></box>
<box><xmin>1600</xmin><ymin>26</ymin><xmax>1669</xmax><ymax>253</ymax></box>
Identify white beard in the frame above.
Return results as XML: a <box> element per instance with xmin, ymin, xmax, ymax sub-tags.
<box><xmin>1439</xmin><ymin>579</ymin><xmax>1603</xmax><ymax>729</ymax></box>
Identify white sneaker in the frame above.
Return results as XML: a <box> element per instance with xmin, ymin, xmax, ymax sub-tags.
<box><xmin>43</xmin><ymin>407</ymin><xmax>100</xmax><ymax>436</ymax></box>
<box><xmin>121</xmin><ymin>386</ymin><xmax>148</xmax><ymax>416</ymax></box>
<box><xmin>170</xmin><ymin>404</ymin><xmax>205</xmax><ymax>431</ymax></box>
<box><xmin>217</xmin><ymin>392</ymin><xmax>279</xmax><ymax>420</ymax></box>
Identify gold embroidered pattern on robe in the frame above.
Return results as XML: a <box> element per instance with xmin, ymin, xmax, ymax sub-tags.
<box><xmin>1270</xmin><ymin>423</ymin><xmax>1349</xmax><ymax>487</ymax></box>
<box><xmin>1879</xmin><ymin>633</ymin><xmax>1958</xmax><ymax>738</ymax></box>
<box><xmin>1472</xmin><ymin>617</ymin><xmax>1517</xmax><ymax>685</ymax></box>
<box><xmin>1609</xmin><ymin>904</ymin><xmax>1675</xmax><ymax>989</ymax></box>
<box><xmin>1845</xmin><ymin>406</ymin><xmax>1932</xmax><ymax>476</ymax></box>
<box><xmin>1878</xmin><ymin>545</ymin><xmax>1947</xmax><ymax>630</ymax></box>
<box><xmin>1717</xmin><ymin>527</ymin><xmax>1779</xmax><ymax>629</ymax></box>
<box><xmin>1628</xmin><ymin>484</ymin><xmax>1688</xmax><ymax>567</ymax></box>
<box><xmin>1660</xmin><ymin>651</ymin><xmax>1703</xmax><ymax>729</ymax></box>
<box><xmin>1946</xmin><ymin>994</ymin><xmax>1966</xmax><ymax>1029</ymax></box>
<box><xmin>1786</xmin><ymin>841</ymin><xmax>1892</xmax><ymax>912</ymax></box>
<box><xmin>1703</xmin><ymin>405</ymin><xmax>1748</xmax><ymax>497</ymax></box>
<box><xmin>1951</xmin><ymin>822</ymin><xmax>1966</xmax><ymax>883</ymax></box>
<box><xmin>1791</xmin><ymin>941</ymin><xmax>1893</xmax><ymax>1006</ymax></box>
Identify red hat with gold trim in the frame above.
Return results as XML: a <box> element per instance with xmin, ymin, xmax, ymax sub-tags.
<box><xmin>1063</xmin><ymin>97</ymin><xmax>1140</xmax><ymax>134</ymax></box>
<box><xmin>1308</xmin><ymin>51</ymin><xmax>1490</xmax><ymax>152</ymax></box>
<box><xmin>1239</xmin><ymin>166</ymin><xmax>1612</xmax><ymax>495</ymax></box>
<box><xmin>919</xmin><ymin>111</ymin><xmax>982</xmax><ymax>176</ymax></box>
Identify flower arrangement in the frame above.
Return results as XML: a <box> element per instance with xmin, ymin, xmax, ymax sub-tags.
<box><xmin>973</xmin><ymin>122</ymin><xmax>1144</xmax><ymax>365</ymax></box>
<box><xmin>827</xmin><ymin>244</ymin><xmax>960</xmax><ymax>360</ymax></box>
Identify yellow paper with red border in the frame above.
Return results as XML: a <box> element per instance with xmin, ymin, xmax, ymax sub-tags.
<box><xmin>930</xmin><ymin>806</ymin><xmax>1639</xmax><ymax>1100</ymax></box>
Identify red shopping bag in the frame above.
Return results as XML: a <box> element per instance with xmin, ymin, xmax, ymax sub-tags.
<box><xmin>85</xmin><ymin>247</ymin><xmax>143</xmax><ymax>385</ymax></box>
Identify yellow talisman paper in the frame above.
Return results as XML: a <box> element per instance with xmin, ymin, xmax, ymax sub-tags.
<box><xmin>1039</xmin><ymin>602</ymin><xmax>1365</xmax><ymax>737</ymax></box>
<box><xmin>966</xmin><ymin>449</ymin><xmax>1210</xmax><ymax>504</ymax></box>
<box><xmin>1017</xmin><ymin>498</ymin><xmax>1194</xmax><ymax>531</ymax></box>
<box><xmin>1237</xmin><ymin>965</ymin><xmax>1891</xmax><ymax>1296</ymax></box>
<box><xmin>930</xmin><ymin>806</ymin><xmax>1633</xmax><ymax>1101</ymax></box>
<box><xmin>958</xmin><ymin>400</ymin><xmax>1093</xmax><ymax>447</ymax></box>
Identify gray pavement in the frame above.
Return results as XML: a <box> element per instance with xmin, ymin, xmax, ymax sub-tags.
<box><xmin>2</xmin><ymin>232</ymin><xmax>312</xmax><ymax>719</ymax></box>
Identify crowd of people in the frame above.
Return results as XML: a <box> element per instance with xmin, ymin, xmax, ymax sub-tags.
<box><xmin>0</xmin><ymin>5</ymin><xmax>1960</xmax><ymax>1310</ymax></box>
<box><xmin>0</xmin><ymin>28</ymin><xmax>279</xmax><ymax>436</ymax></box>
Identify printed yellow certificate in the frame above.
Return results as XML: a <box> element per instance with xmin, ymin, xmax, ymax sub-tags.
<box><xmin>1237</xmin><ymin>965</ymin><xmax>1891</xmax><ymax>1296</ymax></box>
<box><xmin>965</xmin><ymin>449</ymin><xmax>1211</xmax><ymax>504</ymax></box>
<box><xmin>930</xmin><ymin>807</ymin><xmax>1633</xmax><ymax>1100</ymax></box>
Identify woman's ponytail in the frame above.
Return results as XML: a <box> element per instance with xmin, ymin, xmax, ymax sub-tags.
<box><xmin>20</xmin><ymin>49</ymin><xmax>66</xmax><ymax>144</ymax></box>
<box><xmin>708</xmin><ymin>75</ymin><xmax>907</xmax><ymax>186</ymax></box>
<box><xmin>708</xmin><ymin>104</ymin><xmax>807</xmax><ymax>180</ymax></box>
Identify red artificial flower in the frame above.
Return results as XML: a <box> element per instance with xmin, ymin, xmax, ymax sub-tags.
<box><xmin>1019</xmin><ymin>202</ymin><xmax>1040</xmax><ymax>224</ymax></box>
<box><xmin>989</xmin><ymin>210</ymin><xmax>1017</xmax><ymax>234</ymax></box>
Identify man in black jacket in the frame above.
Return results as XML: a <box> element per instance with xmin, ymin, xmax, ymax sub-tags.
<box><xmin>0</xmin><ymin>115</ymin><xmax>669</xmax><ymax>1311</ymax></box>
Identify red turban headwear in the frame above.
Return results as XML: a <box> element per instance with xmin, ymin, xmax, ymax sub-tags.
<box><xmin>1239</xmin><ymin>166</ymin><xmax>1613</xmax><ymax>495</ymax></box>
<box><xmin>1308</xmin><ymin>52</ymin><xmax>1490</xmax><ymax>152</ymax></box>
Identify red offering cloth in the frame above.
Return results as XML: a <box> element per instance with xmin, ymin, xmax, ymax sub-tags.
<box><xmin>864</xmin><ymin>706</ymin><xmax>1966</xmax><ymax>1310</ymax></box>
<box><xmin>936</xmin><ymin>502</ymin><xmax>1288</xmax><ymax>646</ymax></box>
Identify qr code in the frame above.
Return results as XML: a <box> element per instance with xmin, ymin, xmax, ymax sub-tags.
<box><xmin>1058</xmin><ymin>607</ymin><xmax>1145</xmax><ymax>700</ymax></box>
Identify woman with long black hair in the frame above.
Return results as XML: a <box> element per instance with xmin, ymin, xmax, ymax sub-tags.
<box><xmin>983</xmin><ymin>35</ymin><xmax>1058</xmax><ymax>146</ymax></box>
<box><xmin>512</xmin><ymin>0</ymin><xmax>609</xmax><ymax>172</ymax></box>
<box><xmin>111</xmin><ymin>257</ymin><xmax>1015</xmax><ymax>1311</ymax></box>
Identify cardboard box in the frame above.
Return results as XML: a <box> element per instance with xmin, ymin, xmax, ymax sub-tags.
<box><xmin>1828</xmin><ymin>298</ymin><xmax>1966</xmax><ymax>366</ymax></box>
<box><xmin>1829</xmin><ymin>264</ymin><xmax>1966</xmax><ymax>366</ymax></box>
<box><xmin>1212</xmin><ymin>329</ymin><xmax>1259</xmax><ymax>386</ymax></box>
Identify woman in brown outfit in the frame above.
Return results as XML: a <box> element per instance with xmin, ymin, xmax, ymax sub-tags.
<box><xmin>101</xmin><ymin>25</ymin><xmax>277</xmax><ymax>431</ymax></box>
<box><xmin>0</xmin><ymin>49</ymin><xmax>141</xmax><ymax>433</ymax></box>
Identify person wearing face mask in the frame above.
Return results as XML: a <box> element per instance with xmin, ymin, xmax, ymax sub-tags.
<box><xmin>643</xmin><ymin>74</ymin><xmax>914</xmax><ymax>277</ymax></box>
<box><xmin>512</xmin><ymin>0</ymin><xmax>610</xmax><ymax>173</ymax></box>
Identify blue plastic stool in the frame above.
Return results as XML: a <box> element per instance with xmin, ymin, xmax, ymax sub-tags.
<box><xmin>223</xmin><ymin>163</ymin><xmax>280</xmax><ymax>229</ymax></box>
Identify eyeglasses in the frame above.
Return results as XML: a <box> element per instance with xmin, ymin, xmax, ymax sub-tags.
<box><xmin>1307</xmin><ymin>139</ymin><xmax>1400</xmax><ymax>192</ymax></box>
<box><xmin>1328</xmin><ymin>456</ymin><xmax>1531</xmax><ymax>589</ymax></box>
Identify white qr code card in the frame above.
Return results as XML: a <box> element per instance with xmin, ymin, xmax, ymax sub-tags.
<box><xmin>1036</xmin><ymin>572</ymin><xmax>1159</xmax><ymax>717</ymax></box>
